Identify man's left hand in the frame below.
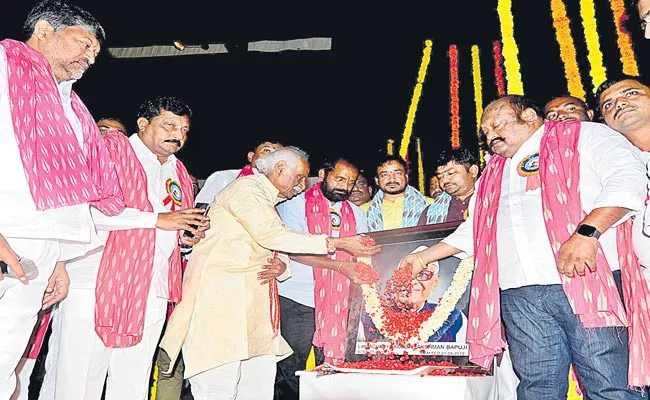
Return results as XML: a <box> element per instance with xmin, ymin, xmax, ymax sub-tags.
<box><xmin>42</xmin><ymin>262</ymin><xmax>69</xmax><ymax>310</ymax></box>
<box><xmin>179</xmin><ymin>226</ymin><xmax>208</xmax><ymax>247</ymax></box>
<box><xmin>258</xmin><ymin>257</ymin><xmax>287</xmax><ymax>285</ymax></box>
<box><xmin>557</xmin><ymin>233</ymin><xmax>598</xmax><ymax>278</ymax></box>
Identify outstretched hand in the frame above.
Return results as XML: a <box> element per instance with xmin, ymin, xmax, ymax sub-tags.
<box><xmin>339</xmin><ymin>261</ymin><xmax>379</xmax><ymax>284</ymax></box>
<box><xmin>156</xmin><ymin>208</ymin><xmax>210</xmax><ymax>235</ymax></box>
<box><xmin>258</xmin><ymin>257</ymin><xmax>287</xmax><ymax>285</ymax></box>
<box><xmin>333</xmin><ymin>235</ymin><xmax>381</xmax><ymax>257</ymax></box>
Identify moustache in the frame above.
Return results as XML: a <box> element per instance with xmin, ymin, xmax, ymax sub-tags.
<box><xmin>489</xmin><ymin>137</ymin><xmax>505</xmax><ymax>147</ymax></box>
<box><xmin>76</xmin><ymin>58</ymin><xmax>90</xmax><ymax>70</ymax></box>
<box><xmin>614</xmin><ymin>106</ymin><xmax>633</xmax><ymax>120</ymax></box>
<box><xmin>165</xmin><ymin>139</ymin><xmax>181</xmax><ymax>146</ymax></box>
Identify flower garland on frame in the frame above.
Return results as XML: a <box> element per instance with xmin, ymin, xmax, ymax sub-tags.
<box><xmin>578</xmin><ymin>0</ymin><xmax>607</xmax><ymax>92</ymax></box>
<box><xmin>361</xmin><ymin>256</ymin><xmax>474</xmax><ymax>347</ymax></box>
<box><xmin>399</xmin><ymin>40</ymin><xmax>433</xmax><ymax>159</ymax></box>
<box><xmin>497</xmin><ymin>0</ymin><xmax>524</xmax><ymax>94</ymax></box>
<box><xmin>610</xmin><ymin>0</ymin><xmax>639</xmax><ymax>76</ymax></box>
<box><xmin>449</xmin><ymin>45</ymin><xmax>461</xmax><ymax>149</ymax></box>
<box><xmin>550</xmin><ymin>0</ymin><xmax>586</xmax><ymax>100</ymax></box>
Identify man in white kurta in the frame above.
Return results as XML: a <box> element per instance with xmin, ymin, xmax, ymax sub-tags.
<box><xmin>405</xmin><ymin>96</ymin><xmax>646</xmax><ymax>398</ymax></box>
<box><xmin>40</xmin><ymin>97</ymin><xmax>208</xmax><ymax>400</ymax></box>
<box><xmin>0</xmin><ymin>2</ymin><xmax>122</xmax><ymax>398</ymax></box>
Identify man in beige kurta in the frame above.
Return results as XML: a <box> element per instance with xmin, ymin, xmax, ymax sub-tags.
<box><xmin>160</xmin><ymin>146</ymin><xmax>378</xmax><ymax>400</ymax></box>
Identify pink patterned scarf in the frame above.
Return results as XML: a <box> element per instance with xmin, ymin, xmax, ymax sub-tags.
<box><xmin>94</xmin><ymin>132</ymin><xmax>194</xmax><ymax>347</ymax></box>
<box><xmin>469</xmin><ymin>121</ymin><xmax>650</xmax><ymax>387</ymax></box>
<box><xmin>305</xmin><ymin>183</ymin><xmax>356</xmax><ymax>361</ymax></box>
<box><xmin>1</xmin><ymin>39</ymin><xmax>123</xmax><ymax>215</ymax></box>
<box><xmin>236</xmin><ymin>164</ymin><xmax>255</xmax><ymax>178</ymax></box>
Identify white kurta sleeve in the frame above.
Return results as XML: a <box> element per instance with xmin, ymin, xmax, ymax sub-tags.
<box><xmin>91</xmin><ymin>207</ymin><xmax>157</xmax><ymax>231</ymax></box>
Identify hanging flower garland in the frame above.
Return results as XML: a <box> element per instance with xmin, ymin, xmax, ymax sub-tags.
<box><xmin>492</xmin><ymin>41</ymin><xmax>506</xmax><ymax>96</ymax></box>
<box><xmin>471</xmin><ymin>45</ymin><xmax>486</xmax><ymax>168</ymax></box>
<box><xmin>497</xmin><ymin>0</ymin><xmax>524</xmax><ymax>94</ymax></box>
<box><xmin>387</xmin><ymin>139</ymin><xmax>395</xmax><ymax>156</ymax></box>
<box><xmin>550</xmin><ymin>0</ymin><xmax>586</xmax><ymax>100</ymax></box>
<box><xmin>578</xmin><ymin>0</ymin><xmax>607</xmax><ymax>92</ymax></box>
<box><xmin>399</xmin><ymin>40</ymin><xmax>433</xmax><ymax>159</ymax></box>
<box><xmin>610</xmin><ymin>0</ymin><xmax>639</xmax><ymax>76</ymax></box>
<box><xmin>449</xmin><ymin>45</ymin><xmax>461</xmax><ymax>149</ymax></box>
<box><xmin>416</xmin><ymin>138</ymin><xmax>425</xmax><ymax>194</ymax></box>
<box><xmin>361</xmin><ymin>257</ymin><xmax>474</xmax><ymax>347</ymax></box>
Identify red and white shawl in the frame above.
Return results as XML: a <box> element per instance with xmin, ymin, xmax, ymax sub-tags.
<box><xmin>468</xmin><ymin>120</ymin><xmax>650</xmax><ymax>387</ymax></box>
<box><xmin>236</xmin><ymin>164</ymin><xmax>255</xmax><ymax>178</ymax></box>
<box><xmin>305</xmin><ymin>182</ymin><xmax>356</xmax><ymax>361</ymax></box>
<box><xmin>1</xmin><ymin>39</ymin><xmax>123</xmax><ymax>215</ymax></box>
<box><xmin>94</xmin><ymin>132</ymin><xmax>194</xmax><ymax>347</ymax></box>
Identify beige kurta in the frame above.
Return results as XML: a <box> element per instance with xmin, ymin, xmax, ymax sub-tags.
<box><xmin>160</xmin><ymin>174</ymin><xmax>328</xmax><ymax>378</ymax></box>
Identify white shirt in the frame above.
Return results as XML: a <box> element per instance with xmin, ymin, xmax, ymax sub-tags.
<box><xmin>195</xmin><ymin>167</ymin><xmax>258</xmax><ymax>205</ymax></box>
<box><xmin>277</xmin><ymin>193</ymin><xmax>368</xmax><ymax>307</ymax></box>
<box><xmin>633</xmin><ymin>152</ymin><xmax>650</xmax><ymax>269</ymax></box>
<box><xmin>67</xmin><ymin>135</ymin><xmax>181</xmax><ymax>299</ymax></box>
<box><xmin>444</xmin><ymin>122</ymin><xmax>646</xmax><ymax>290</ymax></box>
<box><xmin>0</xmin><ymin>46</ymin><xmax>98</xmax><ymax>260</ymax></box>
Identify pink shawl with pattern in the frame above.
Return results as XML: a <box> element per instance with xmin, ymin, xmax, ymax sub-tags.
<box><xmin>469</xmin><ymin>120</ymin><xmax>650</xmax><ymax>387</ymax></box>
<box><xmin>1</xmin><ymin>39</ymin><xmax>123</xmax><ymax>215</ymax></box>
<box><xmin>94</xmin><ymin>132</ymin><xmax>194</xmax><ymax>347</ymax></box>
<box><xmin>305</xmin><ymin>183</ymin><xmax>356</xmax><ymax>361</ymax></box>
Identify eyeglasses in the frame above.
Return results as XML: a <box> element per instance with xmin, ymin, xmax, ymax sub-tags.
<box><xmin>416</xmin><ymin>269</ymin><xmax>434</xmax><ymax>281</ymax></box>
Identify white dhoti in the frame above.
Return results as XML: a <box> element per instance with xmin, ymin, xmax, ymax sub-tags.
<box><xmin>189</xmin><ymin>354</ymin><xmax>276</xmax><ymax>400</ymax></box>
<box><xmin>0</xmin><ymin>239</ymin><xmax>59</xmax><ymax>399</ymax></box>
<box><xmin>10</xmin><ymin>357</ymin><xmax>36</xmax><ymax>400</ymax></box>
<box><xmin>40</xmin><ymin>286</ymin><xmax>167</xmax><ymax>400</ymax></box>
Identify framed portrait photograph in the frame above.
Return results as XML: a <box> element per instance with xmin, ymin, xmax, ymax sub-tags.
<box><xmin>345</xmin><ymin>221</ymin><xmax>477</xmax><ymax>367</ymax></box>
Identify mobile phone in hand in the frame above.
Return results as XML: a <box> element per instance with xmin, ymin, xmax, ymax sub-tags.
<box><xmin>183</xmin><ymin>203</ymin><xmax>210</xmax><ymax>238</ymax></box>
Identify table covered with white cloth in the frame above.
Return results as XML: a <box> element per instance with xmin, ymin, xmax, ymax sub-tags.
<box><xmin>297</xmin><ymin>370</ymin><xmax>497</xmax><ymax>400</ymax></box>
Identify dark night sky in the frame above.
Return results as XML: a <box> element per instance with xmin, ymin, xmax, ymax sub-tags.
<box><xmin>3</xmin><ymin>0</ymin><xmax>650</xmax><ymax>182</ymax></box>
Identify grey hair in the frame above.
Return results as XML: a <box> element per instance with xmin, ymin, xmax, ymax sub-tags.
<box><xmin>256</xmin><ymin>146</ymin><xmax>309</xmax><ymax>174</ymax></box>
<box><xmin>23</xmin><ymin>0</ymin><xmax>106</xmax><ymax>43</ymax></box>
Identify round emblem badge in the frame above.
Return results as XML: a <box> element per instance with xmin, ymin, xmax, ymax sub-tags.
<box><xmin>330</xmin><ymin>209</ymin><xmax>342</xmax><ymax>230</ymax></box>
<box><xmin>166</xmin><ymin>179</ymin><xmax>183</xmax><ymax>207</ymax></box>
<box><xmin>517</xmin><ymin>153</ymin><xmax>539</xmax><ymax>177</ymax></box>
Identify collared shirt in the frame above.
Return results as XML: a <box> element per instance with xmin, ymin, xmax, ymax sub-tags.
<box><xmin>444</xmin><ymin>122</ymin><xmax>646</xmax><ymax>290</ymax></box>
<box><xmin>379</xmin><ymin>194</ymin><xmax>433</xmax><ymax>230</ymax></box>
<box><xmin>447</xmin><ymin>195</ymin><xmax>471</xmax><ymax>222</ymax></box>
<box><xmin>381</xmin><ymin>196</ymin><xmax>406</xmax><ymax>230</ymax></box>
<box><xmin>67</xmin><ymin>134</ymin><xmax>178</xmax><ymax>299</ymax></box>
<box><xmin>0</xmin><ymin>46</ymin><xmax>97</xmax><ymax>259</ymax></box>
<box><xmin>195</xmin><ymin>167</ymin><xmax>259</xmax><ymax>205</ymax></box>
<box><xmin>277</xmin><ymin>193</ymin><xmax>368</xmax><ymax>307</ymax></box>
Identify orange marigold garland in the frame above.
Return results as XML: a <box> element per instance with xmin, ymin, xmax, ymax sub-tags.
<box><xmin>449</xmin><ymin>45</ymin><xmax>461</xmax><ymax>149</ymax></box>
<box><xmin>550</xmin><ymin>0</ymin><xmax>586</xmax><ymax>100</ymax></box>
<box><xmin>493</xmin><ymin>41</ymin><xmax>506</xmax><ymax>96</ymax></box>
<box><xmin>610</xmin><ymin>0</ymin><xmax>639</xmax><ymax>76</ymax></box>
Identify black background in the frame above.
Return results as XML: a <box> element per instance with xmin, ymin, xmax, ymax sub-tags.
<box><xmin>2</xmin><ymin>0</ymin><xmax>650</xmax><ymax>183</ymax></box>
